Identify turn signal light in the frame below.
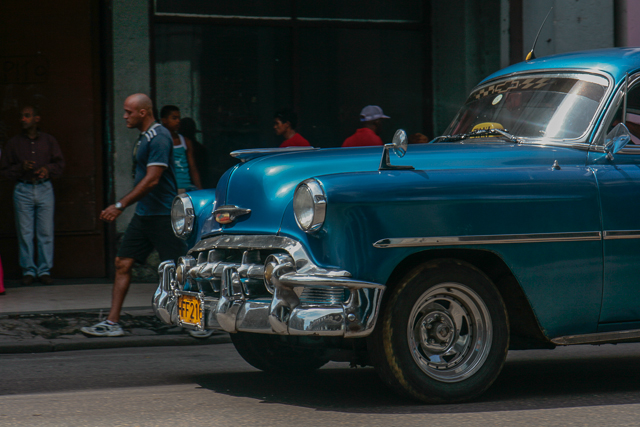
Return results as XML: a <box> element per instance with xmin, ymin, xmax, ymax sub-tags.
<box><xmin>215</xmin><ymin>213</ymin><xmax>232</xmax><ymax>224</ymax></box>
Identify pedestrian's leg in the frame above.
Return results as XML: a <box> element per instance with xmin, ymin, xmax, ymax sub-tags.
<box><xmin>108</xmin><ymin>256</ymin><xmax>135</xmax><ymax>323</ymax></box>
<box><xmin>35</xmin><ymin>181</ymin><xmax>55</xmax><ymax>276</ymax></box>
<box><xmin>13</xmin><ymin>183</ymin><xmax>36</xmax><ymax>277</ymax></box>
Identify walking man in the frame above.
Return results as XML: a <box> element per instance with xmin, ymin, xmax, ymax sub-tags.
<box><xmin>82</xmin><ymin>93</ymin><xmax>185</xmax><ymax>337</ymax></box>
<box><xmin>0</xmin><ymin>106</ymin><xmax>65</xmax><ymax>286</ymax></box>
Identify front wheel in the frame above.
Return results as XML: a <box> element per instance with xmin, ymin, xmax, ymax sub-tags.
<box><xmin>369</xmin><ymin>259</ymin><xmax>509</xmax><ymax>403</ymax></box>
<box><xmin>230</xmin><ymin>332</ymin><xmax>329</xmax><ymax>373</ymax></box>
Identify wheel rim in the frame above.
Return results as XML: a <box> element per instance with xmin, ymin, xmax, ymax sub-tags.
<box><xmin>407</xmin><ymin>282</ymin><xmax>492</xmax><ymax>383</ymax></box>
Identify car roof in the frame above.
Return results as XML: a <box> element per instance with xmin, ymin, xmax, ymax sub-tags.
<box><xmin>482</xmin><ymin>47</ymin><xmax>640</xmax><ymax>85</ymax></box>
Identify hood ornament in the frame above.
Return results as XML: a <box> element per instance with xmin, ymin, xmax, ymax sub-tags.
<box><xmin>214</xmin><ymin>205</ymin><xmax>251</xmax><ymax>224</ymax></box>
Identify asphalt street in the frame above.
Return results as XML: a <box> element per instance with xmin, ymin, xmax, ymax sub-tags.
<box><xmin>2</xmin><ymin>341</ymin><xmax>640</xmax><ymax>426</ymax></box>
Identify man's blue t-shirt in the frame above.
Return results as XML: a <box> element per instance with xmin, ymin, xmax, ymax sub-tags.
<box><xmin>132</xmin><ymin>123</ymin><xmax>177</xmax><ymax>216</ymax></box>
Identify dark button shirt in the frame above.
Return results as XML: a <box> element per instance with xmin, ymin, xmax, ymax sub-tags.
<box><xmin>0</xmin><ymin>131</ymin><xmax>65</xmax><ymax>181</ymax></box>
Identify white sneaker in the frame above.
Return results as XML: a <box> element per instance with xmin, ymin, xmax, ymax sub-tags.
<box><xmin>188</xmin><ymin>329</ymin><xmax>216</xmax><ymax>339</ymax></box>
<box><xmin>81</xmin><ymin>320</ymin><xmax>125</xmax><ymax>337</ymax></box>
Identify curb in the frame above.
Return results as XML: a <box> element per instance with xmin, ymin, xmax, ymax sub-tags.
<box><xmin>0</xmin><ymin>333</ymin><xmax>231</xmax><ymax>354</ymax></box>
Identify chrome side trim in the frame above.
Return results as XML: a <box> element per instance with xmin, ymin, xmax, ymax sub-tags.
<box><xmin>552</xmin><ymin>329</ymin><xmax>640</xmax><ymax>346</ymax></box>
<box><xmin>373</xmin><ymin>231</ymin><xmax>602</xmax><ymax>248</ymax></box>
<box><xmin>603</xmin><ymin>230</ymin><xmax>640</xmax><ymax>240</ymax></box>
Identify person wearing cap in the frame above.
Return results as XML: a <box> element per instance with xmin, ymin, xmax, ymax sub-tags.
<box><xmin>274</xmin><ymin>108</ymin><xmax>310</xmax><ymax>147</ymax></box>
<box><xmin>342</xmin><ymin>105</ymin><xmax>390</xmax><ymax>147</ymax></box>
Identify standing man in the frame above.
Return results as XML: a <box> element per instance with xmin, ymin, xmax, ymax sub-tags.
<box><xmin>342</xmin><ymin>105</ymin><xmax>390</xmax><ymax>147</ymax></box>
<box><xmin>160</xmin><ymin>105</ymin><xmax>203</xmax><ymax>193</ymax></box>
<box><xmin>0</xmin><ymin>106</ymin><xmax>65</xmax><ymax>286</ymax></box>
<box><xmin>274</xmin><ymin>108</ymin><xmax>310</xmax><ymax>147</ymax></box>
<box><xmin>82</xmin><ymin>93</ymin><xmax>185</xmax><ymax>337</ymax></box>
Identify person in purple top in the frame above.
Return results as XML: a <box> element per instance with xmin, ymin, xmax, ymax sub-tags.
<box><xmin>0</xmin><ymin>106</ymin><xmax>65</xmax><ymax>286</ymax></box>
<box><xmin>82</xmin><ymin>93</ymin><xmax>185</xmax><ymax>337</ymax></box>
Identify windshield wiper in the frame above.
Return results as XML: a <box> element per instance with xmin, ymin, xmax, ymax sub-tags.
<box><xmin>434</xmin><ymin>128</ymin><xmax>522</xmax><ymax>144</ymax></box>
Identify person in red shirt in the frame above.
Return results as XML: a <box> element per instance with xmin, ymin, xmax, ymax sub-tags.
<box><xmin>274</xmin><ymin>109</ymin><xmax>310</xmax><ymax>147</ymax></box>
<box><xmin>342</xmin><ymin>105</ymin><xmax>390</xmax><ymax>147</ymax></box>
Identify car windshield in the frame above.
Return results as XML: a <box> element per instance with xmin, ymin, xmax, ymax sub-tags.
<box><xmin>444</xmin><ymin>74</ymin><xmax>609</xmax><ymax>141</ymax></box>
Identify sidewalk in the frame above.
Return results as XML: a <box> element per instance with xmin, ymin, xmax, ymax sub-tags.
<box><xmin>0</xmin><ymin>280</ymin><xmax>230</xmax><ymax>354</ymax></box>
<box><xmin>0</xmin><ymin>280</ymin><xmax>157</xmax><ymax>316</ymax></box>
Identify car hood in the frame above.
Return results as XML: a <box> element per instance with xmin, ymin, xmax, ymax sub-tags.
<box><xmin>201</xmin><ymin>142</ymin><xmax>589</xmax><ymax>237</ymax></box>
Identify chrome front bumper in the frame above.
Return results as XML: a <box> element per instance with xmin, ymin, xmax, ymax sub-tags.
<box><xmin>152</xmin><ymin>235</ymin><xmax>385</xmax><ymax>338</ymax></box>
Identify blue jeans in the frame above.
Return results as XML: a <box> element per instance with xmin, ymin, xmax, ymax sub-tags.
<box><xmin>13</xmin><ymin>181</ymin><xmax>55</xmax><ymax>277</ymax></box>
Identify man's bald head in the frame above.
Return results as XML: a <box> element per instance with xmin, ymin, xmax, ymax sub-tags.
<box><xmin>123</xmin><ymin>93</ymin><xmax>155</xmax><ymax>131</ymax></box>
<box><xmin>126</xmin><ymin>93</ymin><xmax>153</xmax><ymax>111</ymax></box>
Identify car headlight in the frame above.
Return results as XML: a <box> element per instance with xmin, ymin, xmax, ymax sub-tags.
<box><xmin>171</xmin><ymin>194</ymin><xmax>195</xmax><ymax>239</ymax></box>
<box><xmin>293</xmin><ymin>178</ymin><xmax>326</xmax><ymax>233</ymax></box>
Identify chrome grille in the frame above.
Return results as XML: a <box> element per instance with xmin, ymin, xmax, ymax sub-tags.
<box><xmin>299</xmin><ymin>287</ymin><xmax>346</xmax><ymax>305</ymax></box>
<box><xmin>188</xmin><ymin>248</ymin><xmax>269</xmax><ymax>281</ymax></box>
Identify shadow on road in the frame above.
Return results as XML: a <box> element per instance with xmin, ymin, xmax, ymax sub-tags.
<box><xmin>194</xmin><ymin>346</ymin><xmax>640</xmax><ymax>414</ymax></box>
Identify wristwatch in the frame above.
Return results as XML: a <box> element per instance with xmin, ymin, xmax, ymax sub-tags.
<box><xmin>115</xmin><ymin>201</ymin><xmax>125</xmax><ymax>211</ymax></box>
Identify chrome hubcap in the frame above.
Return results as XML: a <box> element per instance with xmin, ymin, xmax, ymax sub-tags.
<box><xmin>408</xmin><ymin>283</ymin><xmax>492</xmax><ymax>383</ymax></box>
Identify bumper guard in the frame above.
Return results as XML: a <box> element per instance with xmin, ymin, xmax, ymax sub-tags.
<box><xmin>153</xmin><ymin>259</ymin><xmax>385</xmax><ymax>338</ymax></box>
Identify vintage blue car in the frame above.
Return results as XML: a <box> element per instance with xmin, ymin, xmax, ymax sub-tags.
<box><xmin>154</xmin><ymin>47</ymin><xmax>640</xmax><ymax>403</ymax></box>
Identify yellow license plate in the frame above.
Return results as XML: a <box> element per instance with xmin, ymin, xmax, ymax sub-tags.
<box><xmin>178</xmin><ymin>295</ymin><xmax>202</xmax><ymax>326</ymax></box>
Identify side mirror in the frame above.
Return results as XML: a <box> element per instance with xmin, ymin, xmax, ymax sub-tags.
<box><xmin>391</xmin><ymin>129</ymin><xmax>408</xmax><ymax>158</ymax></box>
<box><xmin>379</xmin><ymin>129</ymin><xmax>414</xmax><ymax>171</ymax></box>
<box><xmin>604</xmin><ymin>123</ymin><xmax>632</xmax><ymax>160</ymax></box>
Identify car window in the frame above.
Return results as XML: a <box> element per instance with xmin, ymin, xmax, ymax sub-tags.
<box><xmin>606</xmin><ymin>83</ymin><xmax>640</xmax><ymax>146</ymax></box>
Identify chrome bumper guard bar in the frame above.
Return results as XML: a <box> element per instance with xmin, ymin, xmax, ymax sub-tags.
<box><xmin>152</xmin><ymin>236</ymin><xmax>385</xmax><ymax>338</ymax></box>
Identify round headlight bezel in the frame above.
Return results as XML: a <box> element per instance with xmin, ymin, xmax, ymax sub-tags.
<box><xmin>293</xmin><ymin>178</ymin><xmax>326</xmax><ymax>233</ymax></box>
<box><xmin>171</xmin><ymin>194</ymin><xmax>195</xmax><ymax>239</ymax></box>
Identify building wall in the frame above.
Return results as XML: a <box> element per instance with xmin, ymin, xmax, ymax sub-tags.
<box><xmin>154</xmin><ymin>27</ymin><xmax>202</xmax><ymax>138</ymax></box>
<box><xmin>521</xmin><ymin>0</ymin><xmax>614</xmax><ymax>59</ymax></box>
<box><xmin>615</xmin><ymin>0</ymin><xmax>640</xmax><ymax>46</ymax></box>
<box><xmin>431</xmin><ymin>0</ymin><xmax>502</xmax><ymax>135</ymax></box>
<box><xmin>112</xmin><ymin>0</ymin><xmax>151</xmax><ymax>232</ymax></box>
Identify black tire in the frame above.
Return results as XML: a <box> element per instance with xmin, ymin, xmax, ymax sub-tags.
<box><xmin>230</xmin><ymin>332</ymin><xmax>329</xmax><ymax>373</ymax></box>
<box><xmin>369</xmin><ymin>259</ymin><xmax>509</xmax><ymax>403</ymax></box>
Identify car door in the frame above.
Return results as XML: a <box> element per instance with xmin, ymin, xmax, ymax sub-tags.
<box><xmin>591</xmin><ymin>76</ymin><xmax>640</xmax><ymax>326</ymax></box>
